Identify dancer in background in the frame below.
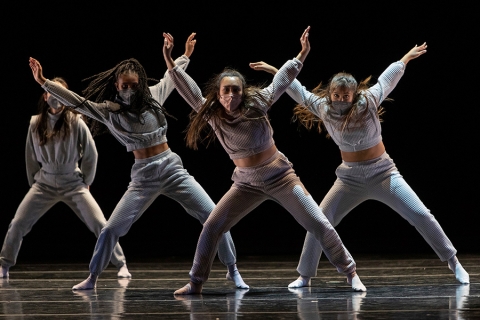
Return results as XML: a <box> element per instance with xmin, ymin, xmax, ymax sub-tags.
<box><xmin>251</xmin><ymin>42</ymin><xmax>469</xmax><ymax>287</ymax></box>
<box><xmin>0</xmin><ymin>77</ymin><xmax>130</xmax><ymax>279</ymax></box>
<box><xmin>29</xmin><ymin>34</ymin><xmax>248</xmax><ymax>290</ymax></box>
<box><xmin>164</xmin><ymin>27</ymin><xmax>366</xmax><ymax>295</ymax></box>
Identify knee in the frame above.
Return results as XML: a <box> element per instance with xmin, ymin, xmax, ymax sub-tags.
<box><xmin>203</xmin><ymin>218</ymin><xmax>228</xmax><ymax>237</ymax></box>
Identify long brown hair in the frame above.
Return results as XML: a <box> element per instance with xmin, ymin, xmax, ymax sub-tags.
<box><xmin>293</xmin><ymin>72</ymin><xmax>386</xmax><ymax>137</ymax></box>
<box><xmin>185</xmin><ymin>68</ymin><xmax>272</xmax><ymax>149</ymax></box>
<box><xmin>33</xmin><ymin>77</ymin><xmax>79</xmax><ymax>145</ymax></box>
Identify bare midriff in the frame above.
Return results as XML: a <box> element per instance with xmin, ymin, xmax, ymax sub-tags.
<box><xmin>132</xmin><ymin>142</ymin><xmax>169</xmax><ymax>159</ymax></box>
<box><xmin>233</xmin><ymin>145</ymin><xmax>278</xmax><ymax>168</ymax></box>
<box><xmin>340</xmin><ymin>141</ymin><xmax>385</xmax><ymax>162</ymax></box>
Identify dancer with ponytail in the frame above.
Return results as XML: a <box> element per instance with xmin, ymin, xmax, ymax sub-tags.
<box><xmin>252</xmin><ymin>42</ymin><xmax>470</xmax><ymax>287</ymax></box>
<box><xmin>0</xmin><ymin>78</ymin><xmax>130</xmax><ymax>279</ymax></box>
<box><xmin>29</xmin><ymin>34</ymin><xmax>248</xmax><ymax>290</ymax></box>
<box><xmin>164</xmin><ymin>27</ymin><xmax>367</xmax><ymax>295</ymax></box>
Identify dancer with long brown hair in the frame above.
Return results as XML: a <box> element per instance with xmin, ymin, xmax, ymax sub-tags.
<box><xmin>252</xmin><ymin>42</ymin><xmax>470</xmax><ymax>287</ymax></box>
<box><xmin>0</xmin><ymin>77</ymin><xmax>130</xmax><ymax>279</ymax></box>
<box><xmin>163</xmin><ymin>27</ymin><xmax>367</xmax><ymax>295</ymax></box>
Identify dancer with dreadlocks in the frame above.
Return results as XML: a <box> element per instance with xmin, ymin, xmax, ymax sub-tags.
<box><xmin>0</xmin><ymin>77</ymin><xmax>130</xmax><ymax>278</ymax></box>
<box><xmin>164</xmin><ymin>27</ymin><xmax>367</xmax><ymax>295</ymax></box>
<box><xmin>29</xmin><ymin>33</ymin><xmax>248</xmax><ymax>290</ymax></box>
<box><xmin>251</xmin><ymin>42</ymin><xmax>470</xmax><ymax>287</ymax></box>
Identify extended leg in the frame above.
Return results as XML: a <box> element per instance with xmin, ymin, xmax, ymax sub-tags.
<box><xmin>162</xmin><ymin>153</ymin><xmax>248</xmax><ymax>288</ymax></box>
<box><xmin>65</xmin><ymin>186</ymin><xmax>130</xmax><ymax>278</ymax></box>
<box><xmin>373</xmin><ymin>170</ymin><xmax>466</xmax><ymax>283</ymax></box>
<box><xmin>292</xmin><ymin>177</ymin><xmax>365</xmax><ymax>287</ymax></box>
<box><xmin>0</xmin><ymin>185</ymin><xmax>55</xmax><ymax>275</ymax></box>
<box><xmin>73</xmin><ymin>183</ymin><xmax>159</xmax><ymax>290</ymax></box>
<box><xmin>174</xmin><ymin>185</ymin><xmax>265</xmax><ymax>295</ymax></box>
<box><xmin>272</xmin><ymin>173</ymin><xmax>365</xmax><ymax>291</ymax></box>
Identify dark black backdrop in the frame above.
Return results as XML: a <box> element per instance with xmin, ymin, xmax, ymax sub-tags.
<box><xmin>2</xmin><ymin>2</ymin><xmax>477</xmax><ymax>264</ymax></box>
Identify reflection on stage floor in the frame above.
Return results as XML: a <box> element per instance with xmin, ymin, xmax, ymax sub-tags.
<box><xmin>1</xmin><ymin>254</ymin><xmax>479</xmax><ymax>319</ymax></box>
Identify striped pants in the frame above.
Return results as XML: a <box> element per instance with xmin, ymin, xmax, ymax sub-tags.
<box><xmin>189</xmin><ymin>151</ymin><xmax>356</xmax><ymax>284</ymax></box>
<box><xmin>0</xmin><ymin>169</ymin><xmax>126</xmax><ymax>268</ymax></box>
<box><xmin>296</xmin><ymin>152</ymin><xmax>457</xmax><ymax>277</ymax></box>
<box><xmin>89</xmin><ymin>149</ymin><xmax>237</xmax><ymax>275</ymax></box>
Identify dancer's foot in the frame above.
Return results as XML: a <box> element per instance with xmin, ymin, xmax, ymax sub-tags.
<box><xmin>117</xmin><ymin>264</ymin><xmax>132</xmax><ymax>278</ymax></box>
<box><xmin>72</xmin><ymin>274</ymin><xmax>97</xmax><ymax>290</ymax></box>
<box><xmin>347</xmin><ymin>273</ymin><xmax>367</xmax><ymax>292</ymax></box>
<box><xmin>226</xmin><ymin>264</ymin><xmax>249</xmax><ymax>289</ymax></box>
<box><xmin>288</xmin><ymin>275</ymin><xmax>311</xmax><ymax>288</ymax></box>
<box><xmin>1</xmin><ymin>266</ymin><xmax>9</xmax><ymax>278</ymax></box>
<box><xmin>174</xmin><ymin>281</ymin><xmax>203</xmax><ymax>295</ymax></box>
<box><xmin>448</xmin><ymin>257</ymin><xmax>469</xmax><ymax>284</ymax></box>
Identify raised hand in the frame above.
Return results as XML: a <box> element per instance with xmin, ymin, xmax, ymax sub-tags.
<box><xmin>163</xmin><ymin>32</ymin><xmax>176</xmax><ymax>70</ymax></box>
<box><xmin>249</xmin><ymin>61</ymin><xmax>278</xmax><ymax>75</ymax></box>
<box><xmin>401</xmin><ymin>42</ymin><xmax>427</xmax><ymax>64</ymax></box>
<box><xmin>296</xmin><ymin>26</ymin><xmax>311</xmax><ymax>63</ymax></box>
<box><xmin>29</xmin><ymin>57</ymin><xmax>47</xmax><ymax>85</ymax></box>
<box><xmin>184</xmin><ymin>32</ymin><xmax>197</xmax><ymax>58</ymax></box>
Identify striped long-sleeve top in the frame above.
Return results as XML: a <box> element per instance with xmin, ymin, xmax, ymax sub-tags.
<box><xmin>286</xmin><ymin>61</ymin><xmax>406</xmax><ymax>152</ymax></box>
<box><xmin>41</xmin><ymin>55</ymin><xmax>190</xmax><ymax>152</ymax></box>
<box><xmin>168</xmin><ymin>58</ymin><xmax>303</xmax><ymax>160</ymax></box>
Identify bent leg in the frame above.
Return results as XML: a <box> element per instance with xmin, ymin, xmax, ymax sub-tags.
<box><xmin>88</xmin><ymin>183</ymin><xmax>158</xmax><ymax>276</ymax></box>
<box><xmin>65</xmin><ymin>186</ymin><xmax>127</xmax><ymax>269</ymax></box>
<box><xmin>161</xmin><ymin>156</ymin><xmax>237</xmax><ymax>267</ymax></box>
<box><xmin>296</xmin><ymin>178</ymin><xmax>365</xmax><ymax>278</ymax></box>
<box><xmin>0</xmin><ymin>185</ymin><xmax>55</xmax><ymax>267</ymax></box>
<box><xmin>271</xmin><ymin>174</ymin><xmax>356</xmax><ymax>276</ymax></box>
<box><xmin>181</xmin><ymin>185</ymin><xmax>265</xmax><ymax>292</ymax></box>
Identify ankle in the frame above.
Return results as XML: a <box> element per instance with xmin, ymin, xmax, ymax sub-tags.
<box><xmin>227</xmin><ymin>264</ymin><xmax>238</xmax><ymax>275</ymax></box>
<box><xmin>448</xmin><ymin>256</ymin><xmax>459</xmax><ymax>270</ymax></box>
<box><xmin>346</xmin><ymin>271</ymin><xmax>357</xmax><ymax>284</ymax></box>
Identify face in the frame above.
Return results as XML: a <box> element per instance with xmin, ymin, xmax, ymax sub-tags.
<box><xmin>330</xmin><ymin>87</ymin><xmax>354</xmax><ymax>103</ymax></box>
<box><xmin>218</xmin><ymin>76</ymin><xmax>243</xmax><ymax>112</ymax></box>
<box><xmin>115</xmin><ymin>73</ymin><xmax>139</xmax><ymax>91</ymax></box>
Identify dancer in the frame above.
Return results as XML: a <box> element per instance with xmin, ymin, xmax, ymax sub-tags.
<box><xmin>164</xmin><ymin>27</ymin><xmax>366</xmax><ymax>295</ymax></box>
<box><xmin>251</xmin><ymin>42</ymin><xmax>470</xmax><ymax>287</ymax></box>
<box><xmin>0</xmin><ymin>77</ymin><xmax>130</xmax><ymax>279</ymax></box>
<box><xmin>29</xmin><ymin>34</ymin><xmax>248</xmax><ymax>290</ymax></box>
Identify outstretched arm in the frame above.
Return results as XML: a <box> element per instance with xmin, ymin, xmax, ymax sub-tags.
<box><xmin>368</xmin><ymin>43</ymin><xmax>427</xmax><ymax>106</ymax></box>
<box><xmin>249</xmin><ymin>26</ymin><xmax>311</xmax><ymax>109</ymax></box>
<box><xmin>296</xmin><ymin>26</ymin><xmax>311</xmax><ymax>63</ymax></box>
<box><xmin>150</xmin><ymin>33</ymin><xmax>197</xmax><ymax>105</ymax></box>
<box><xmin>400</xmin><ymin>42</ymin><xmax>427</xmax><ymax>65</ymax></box>
<box><xmin>163</xmin><ymin>32</ymin><xmax>176</xmax><ymax>70</ymax></box>
<box><xmin>29</xmin><ymin>57</ymin><xmax>112</xmax><ymax>122</ymax></box>
<box><xmin>29</xmin><ymin>57</ymin><xmax>47</xmax><ymax>85</ymax></box>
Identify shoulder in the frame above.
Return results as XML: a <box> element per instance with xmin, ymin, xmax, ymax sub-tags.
<box><xmin>30</xmin><ymin>115</ymin><xmax>39</xmax><ymax>123</ymax></box>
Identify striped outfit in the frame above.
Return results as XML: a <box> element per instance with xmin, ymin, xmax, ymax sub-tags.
<box><xmin>286</xmin><ymin>61</ymin><xmax>457</xmax><ymax>277</ymax></box>
<box><xmin>0</xmin><ymin>111</ymin><xmax>126</xmax><ymax>269</ymax></box>
<box><xmin>169</xmin><ymin>58</ymin><xmax>357</xmax><ymax>285</ymax></box>
<box><xmin>41</xmin><ymin>56</ymin><xmax>237</xmax><ymax>275</ymax></box>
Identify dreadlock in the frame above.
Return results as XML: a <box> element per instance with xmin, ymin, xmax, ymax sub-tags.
<box><xmin>33</xmin><ymin>77</ymin><xmax>80</xmax><ymax>145</ymax></box>
<box><xmin>76</xmin><ymin>58</ymin><xmax>172</xmax><ymax>136</ymax></box>
<box><xmin>293</xmin><ymin>72</ymin><xmax>387</xmax><ymax>138</ymax></box>
<box><xmin>185</xmin><ymin>68</ymin><xmax>273</xmax><ymax>150</ymax></box>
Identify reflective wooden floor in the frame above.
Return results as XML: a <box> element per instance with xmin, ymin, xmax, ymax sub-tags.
<box><xmin>1</xmin><ymin>254</ymin><xmax>479</xmax><ymax>319</ymax></box>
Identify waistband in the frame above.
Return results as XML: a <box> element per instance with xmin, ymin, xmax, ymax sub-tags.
<box><xmin>41</xmin><ymin>162</ymin><xmax>78</xmax><ymax>174</ymax></box>
<box><xmin>134</xmin><ymin>148</ymin><xmax>172</xmax><ymax>164</ymax></box>
<box><xmin>342</xmin><ymin>152</ymin><xmax>389</xmax><ymax>167</ymax></box>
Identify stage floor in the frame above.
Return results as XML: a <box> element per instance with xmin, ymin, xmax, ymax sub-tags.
<box><xmin>1</xmin><ymin>254</ymin><xmax>479</xmax><ymax>319</ymax></box>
